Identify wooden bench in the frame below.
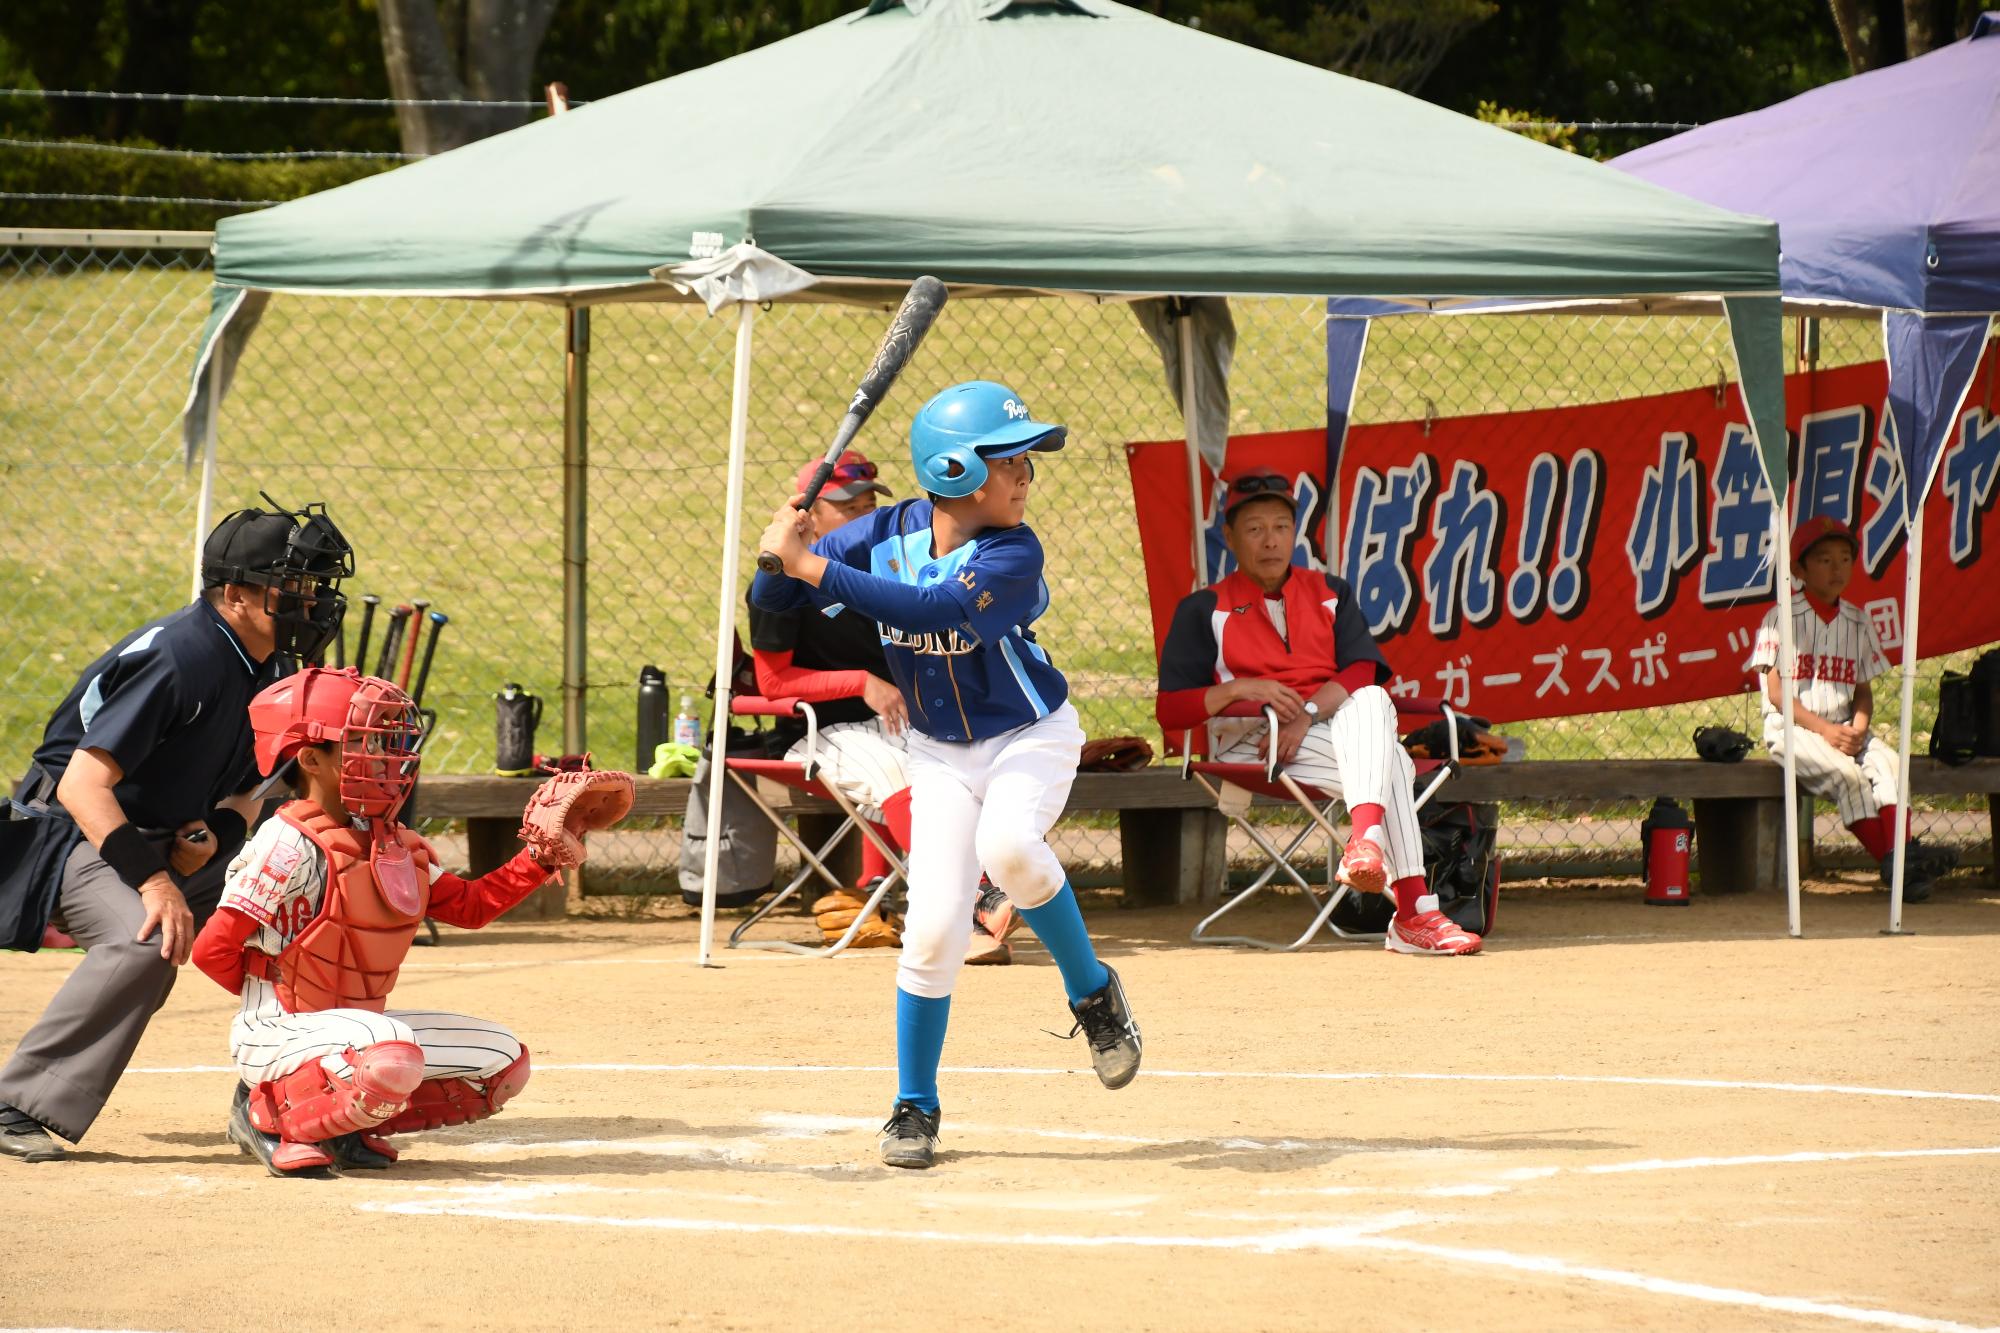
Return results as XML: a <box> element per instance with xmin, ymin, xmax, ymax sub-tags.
<box><xmin>416</xmin><ymin>758</ymin><xmax>2000</xmax><ymax>918</ymax></box>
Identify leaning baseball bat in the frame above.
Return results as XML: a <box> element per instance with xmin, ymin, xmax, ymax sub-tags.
<box><xmin>397</xmin><ymin>598</ymin><xmax>430</xmax><ymax>690</ymax></box>
<box><xmin>411</xmin><ymin>611</ymin><xmax>448</xmax><ymax>707</ymax></box>
<box><xmin>756</xmin><ymin>275</ymin><xmax>949</xmax><ymax>575</ymax></box>
<box><xmin>375</xmin><ymin>604</ymin><xmax>412</xmax><ymax>679</ymax></box>
<box><xmin>353</xmin><ymin>595</ymin><xmax>380</xmax><ymax>676</ymax></box>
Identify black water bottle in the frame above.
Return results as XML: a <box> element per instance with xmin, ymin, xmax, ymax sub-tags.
<box><xmin>637</xmin><ymin>664</ymin><xmax>669</xmax><ymax>773</ymax></box>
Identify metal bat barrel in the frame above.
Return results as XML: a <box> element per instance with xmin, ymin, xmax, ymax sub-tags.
<box><xmin>756</xmin><ymin>276</ymin><xmax>948</xmax><ymax>575</ymax></box>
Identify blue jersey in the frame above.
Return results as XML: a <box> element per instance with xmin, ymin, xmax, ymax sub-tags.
<box><xmin>750</xmin><ymin>499</ymin><xmax>1067</xmax><ymax>743</ymax></box>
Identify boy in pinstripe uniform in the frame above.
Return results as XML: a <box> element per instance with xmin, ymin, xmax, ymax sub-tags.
<box><xmin>1747</xmin><ymin>517</ymin><xmax>1947</xmax><ymax>900</ymax></box>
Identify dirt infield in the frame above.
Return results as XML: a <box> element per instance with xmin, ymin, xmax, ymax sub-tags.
<box><xmin>5</xmin><ymin>876</ymin><xmax>1999</xmax><ymax>1333</ymax></box>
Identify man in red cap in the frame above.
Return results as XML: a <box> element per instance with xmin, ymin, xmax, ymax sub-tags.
<box><xmin>745</xmin><ymin>450</ymin><xmax>1017</xmax><ymax>961</ymax></box>
<box><xmin>1156</xmin><ymin>469</ymin><xmax>1480</xmax><ymax>956</ymax></box>
<box><xmin>1746</xmin><ymin>517</ymin><xmax>1949</xmax><ymax>899</ymax></box>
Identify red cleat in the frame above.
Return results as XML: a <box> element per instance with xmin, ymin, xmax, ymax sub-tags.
<box><xmin>1385</xmin><ymin>909</ymin><xmax>1482</xmax><ymax>956</ymax></box>
<box><xmin>1336</xmin><ymin>834</ymin><xmax>1387</xmax><ymax>895</ymax></box>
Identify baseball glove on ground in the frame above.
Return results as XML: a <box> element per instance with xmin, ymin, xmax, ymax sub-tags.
<box><xmin>519</xmin><ymin>769</ymin><xmax>636</xmax><ymax>868</ymax></box>
<box><xmin>1693</xmin><ymin>725</ymin><xmax>1754</xmax><ymax>763</ymax></box>
<box><xmin>810</xmin><ymin>890</ymin><xmax>901</xmax><ymax>948</ymax></box>
<box><xmin>1079</xmin><ymin>735</ymin><xmax>1155</xmax><ymax>772</ymax></box>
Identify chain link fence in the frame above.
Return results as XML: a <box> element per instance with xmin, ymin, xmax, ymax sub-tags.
<box><xmin>2</xmin><ymin>233</ymin><xmax>1990</xmax><ymax>899</ymax></box>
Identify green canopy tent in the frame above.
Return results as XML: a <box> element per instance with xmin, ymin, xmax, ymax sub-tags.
<box><xmin>183</xmin><ymin>0</ymin><xmax>1787</xmax><ymax>962</ymax></box>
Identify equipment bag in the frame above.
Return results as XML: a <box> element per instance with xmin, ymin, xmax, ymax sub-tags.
<box><xmin>1931</xmin><ymin>671</ymin><xmax>1980</xmax><ymax>766</ymax></box>
<box><xmin>1971</xmin><ymin>649</ymin><xmax>2000</xmax><ymax>757</ymax></box>
<box><xmin>678</xmin><ymin>727</ymin><xmax>780</xmax><ymax>908</ymax></box>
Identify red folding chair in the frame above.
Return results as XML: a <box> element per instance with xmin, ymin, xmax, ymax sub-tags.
<box><xmin>1175</xmin><ymin>694</ymin><xmax>1461</xmax><ymax>950</ymax></box>
<box><xmin>723</xmin><ymin>695</ymin><xmax>908</xmax><ymax>958</ymax></box>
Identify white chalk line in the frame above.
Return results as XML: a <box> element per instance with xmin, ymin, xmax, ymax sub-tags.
<box><xmin>351</xmin><ymin>1181</ymin><xmax>1996</xmax><ymax>1333</ymax></box>
<box><xmin>126</xmin><ymin>1060</ymin><xmax>2000</xmax><ymax>1105</ymax></box>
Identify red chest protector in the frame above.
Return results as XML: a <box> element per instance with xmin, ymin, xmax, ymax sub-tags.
<box><xmin>1211</xmin><ymin>569</ymin><xmax>1342</xmax><ymax>697</ymax></box>
<box><xmin>250</xmin><ymin>801</ymin><xmax>434</xmax><ymax>1014</ymax></box>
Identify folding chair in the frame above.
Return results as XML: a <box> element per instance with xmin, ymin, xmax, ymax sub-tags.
<box><xmin>1177</xmin><ymin>694</ymin><xmax>1460</xmax><ymax>950</ymax></box>
<box><xmin>723</xmin><ymin>695</ymin><xmax>909</xmax><ymax>957</ymax></box>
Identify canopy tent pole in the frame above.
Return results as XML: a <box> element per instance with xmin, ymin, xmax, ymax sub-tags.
<box><xmin>1178</xmin><ymin>303</ymin><xmax>1208</xmax><ymax>587</ymax></box>
<box><xmin>1774</xmin><ymin>498</ymin><xmax>1803</xmax><ymax>937</ymax></box>
<box><xmin>562</xmin><ymin>308</ymin><xmax>591</xmax><ymax>754</ymax></box>
<box><xmin>1885</xmin><ymin>503</ymin><xmax>1924</xmax><ymax>933</ymax></box>
<box><xmin>189</xmin><ymin>348</ymin><xmax>223</xmax><ymax>599</ymax></box>
<box><xmin>698</xmin><ymin>300</ymin><xmax>756</xmax><ymax>967</ymax></box>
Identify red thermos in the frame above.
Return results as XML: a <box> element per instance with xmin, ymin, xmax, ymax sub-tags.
<box><xmin>1640</xmin><ymin>797</ymin><xmax>1693</xmax><ymax>906</ymax></box>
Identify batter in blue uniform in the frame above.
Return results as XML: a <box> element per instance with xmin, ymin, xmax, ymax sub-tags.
<box><xmin>755</xmin><ymin>380</ymin><xmax>1143</xmax><ymax>1169</ymax></box>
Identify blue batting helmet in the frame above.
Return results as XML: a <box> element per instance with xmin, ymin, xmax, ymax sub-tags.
<box><xmin>908</xmin><ymin>380</ymin><xmax>1067</xmax><ymax>499</ymax></box>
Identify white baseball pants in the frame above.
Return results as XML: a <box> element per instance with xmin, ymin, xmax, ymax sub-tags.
<box><xmin>1764</xmin><ymin>720</ymin><xmax>1900</xmax><ymax>825</ymax></box>
<box><xmin>231</xmin><ymin>994</ymin><xmax>522</xmax><ymax>1087</ymax></box>
<box><xmin>1213</xmin><ymin>684</ymin><xmax>1426</xmax><ymax>881</ymax></box>
<box><xmin>897</xmin><ymin>702</ymin><xmax>1083</xmax><ymax>999</ymax></box>
<box><xmin>785</xmin><ymin>717</ymin><xmax>909</xmax><ymax>822</ymax></box>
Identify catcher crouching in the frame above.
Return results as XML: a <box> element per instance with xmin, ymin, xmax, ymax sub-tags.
<box><xmin>189</xmin><ymin>667</ymin><xmax>632</xmax><ymax>1177</ymax></box>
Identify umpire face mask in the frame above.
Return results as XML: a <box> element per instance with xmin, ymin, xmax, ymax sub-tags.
<box><xmin>205</xmin><ymin>496</ymin><xmax>355</xmax><ymax>663</ymax></box>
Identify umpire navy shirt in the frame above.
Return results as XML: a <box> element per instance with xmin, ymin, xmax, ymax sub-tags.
<box><xmin>30</xmin><ymin>599</ymin><xmax>283</xmax><ymax>829</ymax></box>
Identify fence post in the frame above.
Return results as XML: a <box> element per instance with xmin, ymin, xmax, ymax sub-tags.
<box><xmin>562</xmin><ymin>306</ymin><xmax>590</xmax><ymax>756</ymax></box>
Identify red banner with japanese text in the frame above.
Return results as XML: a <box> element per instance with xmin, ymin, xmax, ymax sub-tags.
<box><xmin>1125</xmin><ymin>351</ymin><xmax>2000</xmax><ymax>721</ymax></box>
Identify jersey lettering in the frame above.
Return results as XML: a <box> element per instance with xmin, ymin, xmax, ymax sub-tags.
<box><xmin>884</xmin><ymin>625</ymin><xmax>978</xmax><ymax>656</ymax></box>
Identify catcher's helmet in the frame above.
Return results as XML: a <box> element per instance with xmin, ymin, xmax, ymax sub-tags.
<box><xmin>203</xmin><ymin>493</ymin><xmax>354</xmax><ymax>662</ymax></box>
<box><xmin>908</xmin><ymin>380</ymin><xmax>1065</xmax><ymax>499</ymax></box>
<box><xmin>249</xmin><ymin>667</ymin><xmax>422</xmax><ymax>819</ymax></box>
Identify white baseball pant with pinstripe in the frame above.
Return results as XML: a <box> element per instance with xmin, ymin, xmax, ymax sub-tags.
<box><xmin>229</xmin><ymin>979</ymin><xmax>522</xmax><ymax>1086</ymax></box>
<box><xmin>1213</xmin><ymin>684</ymin><xmax>1426</xmax><ymax>881</ymax></box>
<box><xmin>785</xmin><ymin>718</ymin><xmax>909</xmax><ymax>822</ymax></box>
<box><xmin>1763</xmin><ymin>720</ymin><xmax>1900</xmax><ymax>826</ymax></box>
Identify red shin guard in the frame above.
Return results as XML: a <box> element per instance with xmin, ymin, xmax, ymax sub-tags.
<box><xmin>378</xmin><ymin>1047</ymin><xmax>532</xmax><ymax>1136</ymax></box>
<box><xmin>248</xmin><ymin>1040</ymin><xmax>426</xmax><ymax>1145</ymax></box>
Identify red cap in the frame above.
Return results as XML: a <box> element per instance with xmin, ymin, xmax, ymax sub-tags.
<box><xmin>1790</xmin><ymin>515</ymin><xmax>1859</xmax><ymax>570</ymax></box>
<box><xmin>796</xmin><ymin>450</ymin><xmax>892</xmax><ymax>503</ymax></box>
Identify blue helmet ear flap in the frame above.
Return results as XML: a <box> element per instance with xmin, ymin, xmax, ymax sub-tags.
<box><xmin>917</xmin><ymin>442</ymin><xmax>988</xmax><ymax>499</ymax></box>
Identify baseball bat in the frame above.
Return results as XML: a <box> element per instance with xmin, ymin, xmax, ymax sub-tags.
<box><xmin>375</xmin><ymin>604</ymin><xmax>412</xmax><ymax>679</ymax></box>
<box><xmin>397</xmin><ymin>598</ymin><xmax>430</xmax><ymax>690</ymax></box>
<box><xmin>411</xmin><ymin>611</ymin><xmax>448</xmax><ymax>707</ymax></box>
<box><xmin>353</xmin><ymin>595</ymin><xmax>380</xmax><ymax>676</ymax></box>
<box><xmin>756</xmin><ymin>275</ymin><xmax>949</xmax><ymax>575</ymax></box>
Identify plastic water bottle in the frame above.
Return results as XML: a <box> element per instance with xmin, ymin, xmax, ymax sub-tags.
<box><xmin>636</xmin><ymin>666</ymin><xmax>668</xmax><ymax>773</ymax></box>
<box><xmin>673</xmin><ymin>694</ymin><xmax>701</xmax><ymax>748</ymax></box>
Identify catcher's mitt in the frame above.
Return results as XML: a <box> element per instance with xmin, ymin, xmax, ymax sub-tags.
<box><xmin>519</xmin><ymin>769</ymin><xmax>636</xmax><ymax>868</ymax></box>
<box><xmin>810</xmin><ymin>889</ymin><xmax>901</xmax><ymax>948</ymax></box>
<box><xmin>1404</xmin><ymin>715</ymin><xmax>1509</xmax><ymax>766</ymax></box>
<box><xmin>1693</xmin><ymin>725</ymin><xmax>1754</xmax><ymax>763</ymax></box>
<box><xmin>1079</xmin><ymin>735</ymin><xmax>1155</xmax><ymax>772</ymax></box>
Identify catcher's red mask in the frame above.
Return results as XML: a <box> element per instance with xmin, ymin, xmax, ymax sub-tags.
<box><xmin>249</xmin><ymin>667</ymin><xmax>424</xmax><ymax>820</ymax></box>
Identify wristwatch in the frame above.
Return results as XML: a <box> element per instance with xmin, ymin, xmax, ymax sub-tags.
<box><xmin>1301</xmin><ymin>700</ymin><xmax>1321</xmax><ymax>720</ymax></box>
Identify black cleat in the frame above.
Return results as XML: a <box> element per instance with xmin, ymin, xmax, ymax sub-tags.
<box><xmin>227</xmin><ymin>1082</ymin><xmax>334</xmax><ymax>1178</ymax></box>
<box><xmin>0</xmin><ymin>1103</ymin><xmax>64</xmax><ymax>1163</ymax></box>
<box><xmin>1066</xmin><ymin>965</ymin><xmax>1143</xmax><ymax>1090</ymax></box>
<box><xmin>328</xmin><ymin>1132</ymin><xmax>398</xmax><ymax>1171</ymax></box>
<box><xmin>879</xmin><ymin>1100</ymin><xmax>941</xmax><ymax>1169</ymax></box>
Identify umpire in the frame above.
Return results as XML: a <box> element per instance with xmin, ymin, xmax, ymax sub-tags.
<box><xmin>0</xmin><ymin>496</ymin><xmax>352</xmax><ymax>1162</ymax></box>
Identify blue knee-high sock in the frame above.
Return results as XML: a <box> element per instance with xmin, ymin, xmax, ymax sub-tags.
<box><xmin>895</xmin><ymin>988</ymin><xmax>951</xmax><ymax>1113</ymax></box>
<box><xmin>1018</xmin><ymin>882</ymin><xmax>1110</xmax><ymax>1003</ymax></box>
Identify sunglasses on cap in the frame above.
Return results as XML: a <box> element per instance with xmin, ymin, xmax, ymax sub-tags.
<box><xmin>830</xmin><ymin>459</ymin><xmax>878</xmax><ymax>483</ymax></box>
<box><xmin>1227</xmin><ymin>474</ymin><xmax>1290</xmax><ymax>500</ymax></box>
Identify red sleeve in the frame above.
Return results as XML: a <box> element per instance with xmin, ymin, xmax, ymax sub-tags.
<box><xmin>426</xmin><ymin>849</ymin><xmax>555</xmax><ymax>930</ymax></box>
<box><xmin>752</xmin><ymin>646</ymin><xmax>873</xmax><ymax>704</ymax></box>
<box><xmin>1156</xmin><ymin>686</ymin><xmax>1214</xmax><ymax>732</ymax></box>
<box><xmin>1334</xmin><ymin>663</ymin><xmax>1377</xmax><ymax>696</ymax></box>
<box><xmin>192</xmin><ymin>906</ymin><xmax>259</xmax><ymax>994</ymax></box>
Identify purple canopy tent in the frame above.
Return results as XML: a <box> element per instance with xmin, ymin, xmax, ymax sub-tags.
<box><xmin>1325</xmin><ymin>17</ymin><xmax>2000</xmax><ymax>933</ymax></box>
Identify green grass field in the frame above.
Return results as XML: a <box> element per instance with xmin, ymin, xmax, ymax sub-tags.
<box><xmin>0</xmin><ymin>250</ymin><xmax>1971</xmax><ymax>784</ymax></box>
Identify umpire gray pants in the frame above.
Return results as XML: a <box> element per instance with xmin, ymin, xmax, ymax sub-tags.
<box><xmin>0</xmin><ymin>835</ymin><xmax>227</xmax><ymax>1144</ymax></box>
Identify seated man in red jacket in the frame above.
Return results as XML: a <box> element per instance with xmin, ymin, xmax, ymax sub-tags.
<box><xmin>1156</xmin><ymin>470</ymin><xmax>1480</xmax><ymax>957</ymax></box>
